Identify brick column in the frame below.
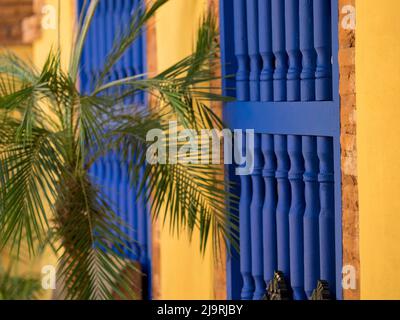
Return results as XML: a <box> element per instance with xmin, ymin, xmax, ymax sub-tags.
<box><xmin>338</xmin><ymin>0</ymin><xmax>359</xmax><ymax>300</ymax></box>
<box><xmin>0</xmin><ymin>0</ymin><xmax>41</xmax><ymax>45</ymax></box>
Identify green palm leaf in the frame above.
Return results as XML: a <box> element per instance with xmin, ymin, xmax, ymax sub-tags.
<box><xmin>0</xmin><ymin>0</ymin><xmax>236</xmax><ymax>300</ymax></box>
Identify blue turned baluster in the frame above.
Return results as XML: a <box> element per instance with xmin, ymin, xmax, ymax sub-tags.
<box><xmin>303</xmin><ymin>136</ymin><xmax>320</xmax><ymax>298</ymax></box>
<box><xmin>299</xmin><ymin>0</ymin><xmax>316</xmax><ymax>101</ymax></box>
<box><xmin>238</xmin><ymin>134</ymin><xmax>254</xmax><ymax>300</ymax></box>
<box><xmin>250</xmin><ymin>134</ymin><xmax>265</xmax><ymax>299</ymax></box>
<box><xmin>317</xmin><ymin>137</ymin><xmax>336</xmax><ymax>297</ymax></box>
<box><xmin>262</xmin><ymin>135</ymin><xmax>278</xmax><ymax>285</ymax></box>
<box><xmin>274</xmin><ymin>135</ymin><xmax>291</xmax><ymax>278</ymax></box>
<box><xmin>104</xmin><ymin>152</ymin><xmax>112</xmax><ymax>212</ymax></box>
<box><xmin>314</xmin><ymin>0</ymin><xmax>332</xmax><ymax>101</ymax></box>
<box><xmin>234</xmin><ymin>0</ymin><xmax>250</xmax><ymax>101</ymax></box>
<box><xmin>288</xmin><ymin>136</ymin><xmax>306</xmax><ymax>300</ymax></box>
<box><xmin>271</xmin><ymin>0</ymin><xmax>288</xmax><ymax>101</ymax></box>
<box><xmin>285</xmin><ymin>0</ymin><xmax>301</xmax><ymax>101</ymax></box>
<box><xmin>258</xmin><ymin>0</ymin><xmax>274</xmax><ymax>102</ymax></box>
<box><xmin>246</xmin><ymin>0</ymin><xmax>261</xmax><ymax>101</ymax></box>
<box><xmin>111</xmin><ymin>150</ymin><xmax>120</xmax><ymax>219</ymax></box>
<box><xmin>119</xmin><ymin>156</ymin><xmax>129</xmax><ymax>255</ymax></box>
<box><xmin>138</xmin><ymin>166</ymin><xmax>149</xmax><ymax>271</ymax></box>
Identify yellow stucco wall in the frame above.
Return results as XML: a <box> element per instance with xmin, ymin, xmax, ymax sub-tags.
<box><xmin>155</xmin><ymin>0</ymin><xmax>216</xmax><ymax>300</ymax></box>
<box><xmin>357</xmin><ymin>0</ymin><xmax>400</xmax><ymax>299</ymax></box>
<box><xmin>33</xmin><ymin>0</ymin><xmax>74</xmax><ymax>69</ymax></box>
<box><xmin>3</xmin><ymin>0</ymin><xmax>76</xmax><ymax>300</ymax></box>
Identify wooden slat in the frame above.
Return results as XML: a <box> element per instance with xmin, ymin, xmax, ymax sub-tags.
<box><xmin>288</xmin><ymin>135</ymin><xmax>306</xmax><ymax>299</ymax></box>
<box><xmin>258</xmin><ymin>0</ymin><xmax>274</xmax><ymax>102</ymax></box>
<box><xmin>271</xmin><ymin>0</ymin><xmax>287</xmax><ymax>101</ymax></box>
<box><xmin>275</xmin><ymin>135</ymin><xmax>291</xmax><ymax>278</ymax></box>
<box><xmin>233</xmin><ymin>0</ymin><xmax>250</xmax><ymax>101</ymax></box>
<box><xmin>285</xmin><ymin>0</ymin><xmax>301</xmax><ymax>101</ymax></box>
<box><xmin>303</xmin><ymin>136</ymin><xmax>321</xmax><ymax>298</ymax></box>
<box><xmin>250</xmin><ymin>134</ymin><xmax>266</xmax><ymax>299</ymax></box>
<box><xmin>262</xmin><ymin>135</ymin><xmax>278</xmax><ymax>285</ymax></box>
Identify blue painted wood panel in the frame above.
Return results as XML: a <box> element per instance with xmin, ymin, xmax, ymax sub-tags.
<box><xmin>220</xmin><ymin>0</ymin><xmax>342</xmax><ymax>300</ymax></box>
<box><xmin>258</xmin><ymin>0</ymin><xmax>274</xmax><ymax>102</ymax></box>
<box><xmin>238</xmin><ymin>134</ymin><xmax>255</xmax><ymax>300</ymax></box>
<box><xmin>250</xmin><ymin>134</ymin><xmax>266</xmax><ymax>299</ymax></box>
<box><xmin>262</xmin><ymin>135</ymin><xmax>278</xmax><ymax>285</ymax></box>
<box><xmin>78</xmin><ymin>0</ymin><xmax>151</xmax><ymax>299</ymax></box>
<box><xmin>275</xmin><ymin>135</ymin><xmax>291</xmax><ymax>278</ymax></box>
<box><xmin>288</xmin><ymin>136</ymin><xmax>306</xmax><ymax>300</ymax></box>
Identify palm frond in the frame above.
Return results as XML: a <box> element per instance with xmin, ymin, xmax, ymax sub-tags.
<box><xmin>54</xmin><ymin>172</ymin><xmax>138</xmax><ymax>300</ymax></box>
<box><xmin>95</xmin><ymin>0</ymin><xmax>169</xmax><ymax>87</ymax></box>
<box><xmin>0</xmin><ymin>266</ymin><xmax>41</xmax><ymax>300</ymax></box>
<box><xmin>0</xmin><ymin>0</ymin><xmax>237</xmax><ymax>300</ymax></box>
<box><xmin>0</xmin><ymin>124</ymin><xmax>62</xmax><ymax>255</ymax></box>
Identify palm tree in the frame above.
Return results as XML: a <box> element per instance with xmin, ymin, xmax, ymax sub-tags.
<box><xmin>0</xmin><ymin>0</ymin><xmax>236</xmax><ymax>300</ymax></box>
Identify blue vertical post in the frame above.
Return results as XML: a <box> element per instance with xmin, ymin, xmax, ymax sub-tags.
<box><xmin>111</xmin><ymin>150</ymin><xmax>120</xmax><ymax>220</ymax></box>
<box><xmin>262</xmin><ymin>135</ymin><xmax>277</xmax><ymax>285</ymax></box>
<box><xmin>246</xmin><ymin>0</ymin><xmax>261</xmax><ymax>101</ymax></box>
<box><xmin>258</xmin><ymin>0</ymin><xmax>274</xmax><ymax>102</ymax></box>
<box><xmin>274</xmin><ymin>135</ymin><xmax>291</xmax><ymax>278</ymax></box>
<box><xmin>288</xmin><ymin>136</ymin><xmax>306</xmax><ymax>300</ymax></box>
<box><xmin>250</xmin><ymin>134</ymin><xmax>265</xmax><ymax>299</ymax></box>
<box><xmin>302</xmin><ymin>136</ymin><xmax>320</xmax><ymax>298</ymax></box>
<box><xmin>97</xmin><ymin>0</ymin><xmax>107</xmax><ymax>72</ymax></box>
<box><xmin>138</xmin><ymin>165</ymin><xmax>150</xmax><ymax>298</ymax></box>
<box><xmin>314</xmin><ymin>0</ymin><xmax>332</xmax><ymax>101</ymax></box>
<box><xmin>285</xmin><ymin>0</ymin><xmax>301</xmax><ymax>101</ymax></box>
<box><xmin>299</xmin><ymin>0</ymin><xmax>316</xmax><ymax>101</ymax></box>
<box><xmin>318</xmin><ymin>137</ymin><xmax>336</xmax><ymax>297</ymax></box>
<box><xmin>119</xmin><ymin>157</ymin><xmax>129</xmax><ymax>255</ymax></box>
<box><xmin>238</xmin><ymin>134</ymin><xmax>254</xmax><ymax>300</ymax></box>
<box><xmin>271</xmin><ymin>0</ymin><xmax>287</xmax><ymax>101</ymax></box>
<box><xmin>233</xmin><ymin>0</ymin><xmax>249</xmax><ymax>101</ymax></box>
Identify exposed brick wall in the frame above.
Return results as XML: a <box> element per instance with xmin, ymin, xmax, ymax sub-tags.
<box><xmin>0</xmin><ymin>0</ymin><xmax>41</xmax><ymax>45</ymax></box>
<box><xmin>338</xmin><ymin>0</ymin><xmax>359</xmax><ymax>300</ymax></box>
<box><xmin>209</xmin><ymin>0</ymin><xmax>227</xmax><ymax>301</ymax></box>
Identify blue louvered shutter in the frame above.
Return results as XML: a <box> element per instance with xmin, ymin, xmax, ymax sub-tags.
<box><xmin>77</xmin><ymin>0</ymin><xmax>151</xmax><ymax>299</ymax></box>
<box><xmin>220</xmin><ymin>0</ymin><xmax>342</xmax><ymax>300</ymax></box>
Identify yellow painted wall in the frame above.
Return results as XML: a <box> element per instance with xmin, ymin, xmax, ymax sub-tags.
<box><xmin>0</xmin><ymin>45</ymin><xmax>32</xmax><ymax>60</ymax></box>
<box><xmin>33</xmin><ymin>0</ymin><xmax>75</xmax><ymax>69</ymax></box>
<box><xmin>357</xmin><ymin>0</ymin><xmax>400</xmax><ymax>299</ymax></box>
<box><xmin>1</xmin><ymin>0</ymin><xmax>76</xmax><ymax>300</ymax></box>
<box><xmin>155</xmin><ymin>0</ymin><xmax>216</xmax><ymax>300</ymax></box>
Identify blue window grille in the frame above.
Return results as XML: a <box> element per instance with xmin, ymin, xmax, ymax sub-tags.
<box><xmin>77</xmin><ymin>0</ymin><xmax>151</xmax><ymax>299</ymax></box>
<box><xmin>220</xmin><ymin>0</ymin><xmax>342</xmax><ymax>300</ymax></box>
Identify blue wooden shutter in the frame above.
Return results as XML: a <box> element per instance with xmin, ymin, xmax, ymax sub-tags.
<box><xmin>77</xmin><ymin>0</ymin><xmax>151</xmax><ymax>299</ymax></box>
<box><xmin>220</xmin><ymin>0</ymin><xmax>341</xmax><ymax>300</ymax></box>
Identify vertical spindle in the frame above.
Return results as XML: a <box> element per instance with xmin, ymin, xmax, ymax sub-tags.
<box><xmin>119</xmin><ymin>158</ymin><xmax>129</xmax><ymax>255</ymax></box>
<box><xmin>250</xmin><ymin>134</ymin><xmax>265</xmax><ymax>299</ymax></box>
<box><xmin>299</xmin><ymin>0</ymin><xmax>316</xmax><ymax>101</ymax></box>
<box><xmin>275</xmin><ymin>135</ymin><xmax>291</xmax><ymax>278</ymax></box>
<box><xmin>288</xmin><ymin>136</ymin><xmax>306</xmax><ymax>300</ymax></box>
<box><xmin>258</xmin><ymin>0</ymin><xmax>274</xmax><ymax>101</ymax></box>
<box><xmin>262</xmin><ymin>135</ymin><xmax>278</xmax><ymax>284</ymax></box>
<box><xmin>111</xmin><ymin>150</ymin><xmax>120</xmax><ymax>219</ymax></box>
<box><xmin>238</xmin><ymin>134</ymin><xmax>255</xmax><ymax>299</ymax></box>
<box><xmin>314</xmin><ymin>0</ymin><xmax>332</xmax><ymax>101</ymax></box>
<box><xmin>285</xmin><ymin>0</ymin><xmax>301</xmax><ymax>101</ymax></box>
<box><xmin>247</xmin><ymin>0</ymin><xmax>261</xmax><ymax>101</ymax></box>
<box><xmin>271</xmin><ymin>0</ymin><xmax>288</xmax><ymax>101</ymax></box>
<box><xmin>234</xmin><ymin>0</ymin><xmax>250</xmax><ymax>101</ymax></box>
<box><xmin>317</xmin><ymin>137</ymin><xmax>336</xmax><ymax>297</ymax></box>
<box><xmin>138</xmin><ymin>166</ymin><xmax>149</xmax><ymax>271</ymax></box>
<box><xmin>303</xmin><ymin>136</ymin><xmax>320</xmax><ymax>298</ymax></box>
